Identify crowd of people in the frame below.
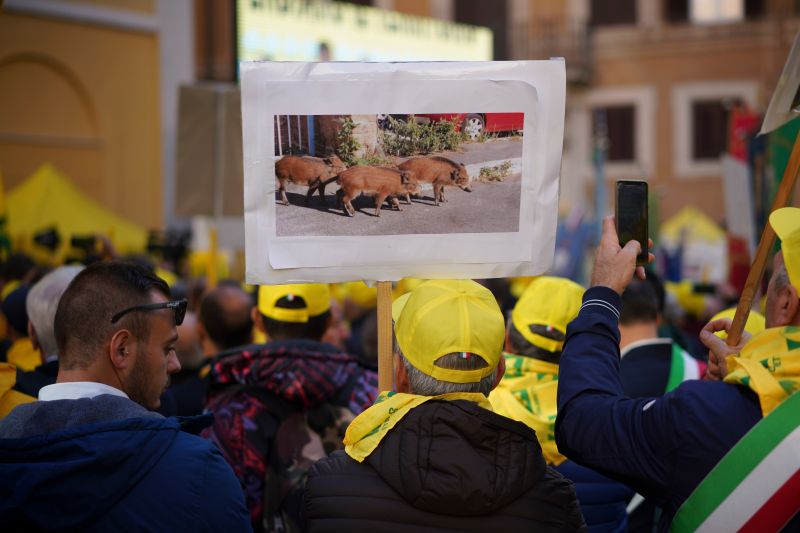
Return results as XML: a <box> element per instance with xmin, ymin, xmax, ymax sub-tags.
<box><xmin>0</xmin><ymin>206</ymin><xmax>797</xmax><ymax>532</ymax></box>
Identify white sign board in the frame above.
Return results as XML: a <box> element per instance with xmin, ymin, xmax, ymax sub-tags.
<box><xmin>241</xmin><ymin>61</ymin><xmax>566</xmax><ymax>284</ymax></box>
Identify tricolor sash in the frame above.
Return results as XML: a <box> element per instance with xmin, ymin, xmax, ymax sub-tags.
<box><xmin>670</xmin><ymin>391</ymin><xmax>800</xmax><ymax>532</ymax></box>
<box><xmin>666</xmin><ymin>342</ymin><xmax>703</xmax><ymax>393</ymax></box>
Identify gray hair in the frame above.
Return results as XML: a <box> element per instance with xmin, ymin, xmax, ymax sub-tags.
<box><xmin>26</xmin><ymin>266</ymin><xmax>84</xmax><ymax>358</ymax></box>
<box><xmin>774</xmin><ymin>262</ymin><xmax>791</xmax><ymax>291</ymax></box>
<box><xmin>398</xmin><ymin>347</ymin><xmax>496</xmax><ymax>396</ymax></box>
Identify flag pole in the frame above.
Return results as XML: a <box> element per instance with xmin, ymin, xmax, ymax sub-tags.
<box><xmin>377</xmin><ymin>281</ymin><xmax>393</xmax><ymax>392</ymax></box>
<box><xmin>727</xmin><ymin>132</ymin><xmax>800</xmax><ymax>346</ymax></box>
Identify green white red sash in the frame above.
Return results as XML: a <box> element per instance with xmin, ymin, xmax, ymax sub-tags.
<box><xmin>671</xmin><ymin>391</ymin><xmax>800</xmax><ymax>532</ymax></box>
<box><xmin>665</xmin><ymin>343</ymin><xmax>703</xmax><ymax>393</ymax></box>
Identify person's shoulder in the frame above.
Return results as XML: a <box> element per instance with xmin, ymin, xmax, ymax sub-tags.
<box><xmin>515</xmin><ymin>465</ymin><xmax>586</xmax><ymax>531</ymax></box>
<box><xmin>161</xmin><ymin>427</ymin><xmax>243</xmax><ymax>492</ymax></box>
<box><xmin>661</xmin><ymin>379</ymin><xmax>762</xmax><ymax>437</ymax></box>
<box><xmin>309</xmin><ymin>449</ymin><xmax>366</xmax><ymax>478</ymax></box>
<box><xmin>669</xmin><ymin>379</ymin><xmax>756</xmax><ymax>410</ymax></box>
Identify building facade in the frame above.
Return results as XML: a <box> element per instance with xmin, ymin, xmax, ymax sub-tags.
<box><xmin>0</xmin><ymin>0</ymin><xmax>193</xmax><ymax>230</ymax></box>
<box><xmin>367</xmin><ymin>0</ymin><xmax>800</xmax><ymax>222</ymax></box>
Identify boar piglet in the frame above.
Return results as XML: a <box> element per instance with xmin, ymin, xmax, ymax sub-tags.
<box><xmin>398</xmin><ymin>156</ymin><xmax>471</xmax><ymax>206</ymax></box>
<box><xmin>274</xmin><ymin>154</ymin><xmax>347</xmax><ymax>206</ymax></box>
<box><xmin>334</xmin><ymin>166</ymin><xmax>421</xmax><ymax>217</ymax></box>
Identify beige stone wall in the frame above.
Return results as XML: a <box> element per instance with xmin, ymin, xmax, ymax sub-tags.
<box><xmin>0</xmin><ymin>10</ymin><xmax>162</xmax><ymax>228</ymax></box>
<box><xmin>350</xmin><ymin>115</ymin><xmax>379</xmax><ymax>157</ymax></box>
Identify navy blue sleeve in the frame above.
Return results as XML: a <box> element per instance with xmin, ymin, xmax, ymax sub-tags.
<box><xmin>197</xmin><ymin>445</ymin><xmax>254</xmax><ymax>532</ymax></box>
<box><xmin>555</xmin><ymin>286</ymin><xmax>682</xmax><ymax>500</ymax></box>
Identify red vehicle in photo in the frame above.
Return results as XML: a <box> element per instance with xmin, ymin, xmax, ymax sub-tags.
<box><xmin>414</xmin><ymin>113</ymin><xmax>524</xmax><ymax>141</ymax></box>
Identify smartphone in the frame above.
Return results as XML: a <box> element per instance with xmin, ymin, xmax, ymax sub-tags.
<box><xmin>615</xmin><ymin>180</ymin><xmax>648</xmax><ymax>266</ymax></box>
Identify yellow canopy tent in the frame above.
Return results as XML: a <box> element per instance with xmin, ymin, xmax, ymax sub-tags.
<box><xmin>660</xmin><ymin>205</ymin><xmax>728</xmax><ymax>283</ymax></box>
<box><xmin>7</xmin><ymin>164</ymin><xmax>148</xmax><ymax>261</ymax></box>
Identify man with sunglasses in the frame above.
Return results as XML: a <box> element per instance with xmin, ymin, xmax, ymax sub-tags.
<box><xmin>0</xmin><ymin>261</ymin><xmax>251</xmax><ymax>531</ymax></box>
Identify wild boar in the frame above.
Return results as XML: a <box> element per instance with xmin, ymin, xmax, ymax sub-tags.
<box><xmin>274</xmin><ymin>154</ymin><xmax>347</xmax><ymax>206</ymax></box>
<box><xmin>318</xmin><ymin>164</ymin><xmax>414</xmax><ymax>207</ymax></box>
<box><xmin>398</xmin><ymin>156</ymin><xmax>471</xmax><ymax>206</ymax></box>
<box><xmin>334</xmin><ymin>166</ymin><xmax>421</xmax><ymax>217</ymax></box>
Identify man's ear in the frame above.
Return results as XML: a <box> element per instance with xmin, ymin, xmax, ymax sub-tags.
<box><xmin>109</xmin><ymin>329</ymin><xmax>134</xmax><ymax>370</ymax></box>
<box><xmin>786</xmin><ymin>285</ymin><xmax>800</xmax><ymax>326</ymax></box>
<box><xmin>393</xmin><ymin>352</ymin><xmax>406</xmax><ymax>393</ymax></box>
<box><xmin>774</xmin><ymin>284</ymin><xmax>800</xmax><ymax>327</ymax></box>
<box><xmin>251</xmin><ymin>307</ymin><xmax>266</xmax><ymax>334</ymax></box>
<box><xmin>28</xmin><ymin>321</ymin><xmax>41</xmax><ymax>352</ymax></box>
<box><xmin>491</xmin><ymin>355</ymin><xmax>506</xmax><ymax>391</ymax></box>
<box><xmin>196</xmin><ymin>320</ymin><xmax>207</xmax><ymax>343</ymax></box>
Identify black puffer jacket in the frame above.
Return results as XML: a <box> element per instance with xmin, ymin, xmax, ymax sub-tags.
<box><xmin>304</xmin><ymin>399</ymin><xmax>586</xmax><ymax>532</ymax></box>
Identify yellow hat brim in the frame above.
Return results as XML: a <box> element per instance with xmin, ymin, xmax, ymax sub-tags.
<box><xmin>392</xmin><ymin>293</ymin><xmax>411</xmax><ymax>323</ymax></box>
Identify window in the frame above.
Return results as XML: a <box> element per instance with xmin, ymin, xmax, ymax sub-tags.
<box><xmin>667</xmin><ymin>0</ymin><xmax>763</xmax><ymax>24</ymax></box>
<box><xmin>590</xmin><ymin>0</ymin><xmax>637</xmax><ymax>26</ymax></box>
<box><xmin>594</xmin><ymin>106</ymin><xmax>636</xmax><ymax>162</ymax></box>
<box><xmin>671</xmin><ymin>81</ymin><xmax>758</xmax><ymax>178</ymax></box>
<box><xmin>454</xmin><ymin>0</ymin><xmax>509</xmax><ymax>59</ymax></box>
<box><xmin>691</xmin><ymin>0</ymin><xmax>743</xmax><ymax>24</ymax></box>
<box><xmin>665</xmin><ymin>0</ymin><xmax>689</xmax><ymax>23</ymax></box>
<box><xmin>691</xmin><ymin>100</ymin><xmax>729</xmax><ymax>160</ymax></box>
<box><xmin>577</xmin><ymin>87</ymin><xmax>655</xmax><ymax>181</ymax></box>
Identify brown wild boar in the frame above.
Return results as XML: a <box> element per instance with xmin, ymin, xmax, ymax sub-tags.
<box><xmin>318</xmin><ymin>164</ymin><xmax>414</xmax><ymax>207</ymax></box>
<box><xmin>398</xmin><ymin>156</ymin><xmax>471</xmax><ymax>206</ymax></box>
<box><xmin>334</xmin><ymin>166</ymin><xmax>421</xmax><ymax>217</ymax></box>
<box><xmin>274</xmin><ymin>154</ymin><xmax>347</xmax><ymax>206</ymax></box>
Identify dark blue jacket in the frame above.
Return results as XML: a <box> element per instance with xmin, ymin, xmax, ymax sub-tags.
<box><xmin>554</xmin><ymin>460</ymin><xmax>631</xmax><ymax>533</ymax></box>
<box><xmin>0</xmin><ymin>394</ymin><xmax>251</xmax><ymax>532</ymax></box>
<box><xmin>555</xmin><ymin>287</ymin><xmax>762</xmax><ymax>531</ymax></box>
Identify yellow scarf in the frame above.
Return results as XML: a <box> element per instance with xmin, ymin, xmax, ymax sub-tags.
<box><xmin>724</xmin><ymin>326</ymin><xmax>800</xmax><ymax>416</ymax></box>
<box><xmin>344</xmin><ymin>390</ymin><xmax>492</xmax><ymax>462</ymax></box>
<box><xmin>489</xmin><ymin>354</ymin><xmax>565</xmax><ymax>466</ymax></box>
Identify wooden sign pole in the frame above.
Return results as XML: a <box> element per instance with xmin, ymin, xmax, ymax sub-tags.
<box><xmin>727</xmin><ymin>132</ymin><xmax>800</xmax><ymax>346</ymax></box>
<box><xmin>377</xmin><ymin>281</ymin><xmax>394</xmax><ymax>391</ymax></box>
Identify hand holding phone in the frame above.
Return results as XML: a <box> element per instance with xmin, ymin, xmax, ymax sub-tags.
<box><xmin>615</xmin><ymin>180</ymin><xmax>649</xmax><ymax>266</ymax></box>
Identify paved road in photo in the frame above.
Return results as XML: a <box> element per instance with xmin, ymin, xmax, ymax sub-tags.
<box><xmin>276</xmin><ymin>172</ymin><xmax>522</xmax><ymax>236</ymax></box>
<box><xmin>275</xmin><ymin>138</ymin><xmax>523</xmax><ymax>236</ymax></box>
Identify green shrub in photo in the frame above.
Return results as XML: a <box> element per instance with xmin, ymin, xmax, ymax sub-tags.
<box><xmin>381</xmin><ymin>116</ymin><xmax>466</xmax><ymax>157</ymax></box>
<box><xmin>478</xmin><ymin>160</ymin><xmax>513</xmax><ymax>182</ymax></box>
<box><xmin>335</xmin><ymin>116</ymin><xmax>360</xmax><ymax>165</ymax></box>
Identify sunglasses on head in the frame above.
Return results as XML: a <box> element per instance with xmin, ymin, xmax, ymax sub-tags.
<box><xmin>110</xmin><ymin>299</ymin><xmax>188</xmax><ymax>326</ymax></box>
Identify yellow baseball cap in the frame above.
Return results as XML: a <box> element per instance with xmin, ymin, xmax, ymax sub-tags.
<box><xmin>511</xmin><ymin>276</ymin><xmax>584</xmax><ymax>353</ymax></box>
<box><xmin>340</xmin><ymin>281</ymin><xmax>378</xmax><ymax>308</ymax></box>
<box><xmin>710</xmin><ymin>307</ymin><xmax>766</xmax><ymax>340</ymax></box>
<box><xmin>392</xmin><ymin>277</ymin><xmax>426</xmax><ymax>301</ymax></box>
<box><xmin>392</xmin><ymin>279</ymin><xmax>504</xmax><ymax>384</ymax></box>
<box><xmin>665</xmin><ymin>280</ymin><xmax>708</xmax><ymax>318</ymax></box>
<box><xmin>770</xmin><ymin>207</ymin><xmax>800</xmax><ymax>291</ymax></box>
<box><xmin>258</xmin><ymin>283</ymin><xmax>331</xmax><ymax>323</ymax></box>
<box><xmin>509</xmin><ymin>276</ymin><xmax>537</xmax><ymax>299</ymax></box>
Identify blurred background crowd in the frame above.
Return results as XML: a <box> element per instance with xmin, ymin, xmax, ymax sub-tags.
<box><xmin>3</xmin><ymin>2</ymin><xmax>800</xmax><ymax>531</ymax></box>
<box><xmin>0</xmin><ymin>0</ymin><xmax>797</xmax><ymax>364</ymax></box>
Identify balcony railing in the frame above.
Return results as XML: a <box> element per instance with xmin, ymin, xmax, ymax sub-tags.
<box><xmin>508</xmin><ymin>21</ymin><xmax>592</xmax><ymax>85</ymax></box>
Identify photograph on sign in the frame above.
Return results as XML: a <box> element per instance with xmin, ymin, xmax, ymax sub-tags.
<box><xmin>241</xmin><ymin>61</ymin><xmax>566</xmax><ymax>284</ymax></box>
<box><xmin>273</xmin><ymin>113</ymin><xmax>524</xmax><ymax>237</ymax></box>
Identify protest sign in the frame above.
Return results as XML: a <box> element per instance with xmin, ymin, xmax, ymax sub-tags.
<box><xmin>241</xmin><ymin>60</ymin><xmax>566</xmax><ymax>284</ymax></box>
